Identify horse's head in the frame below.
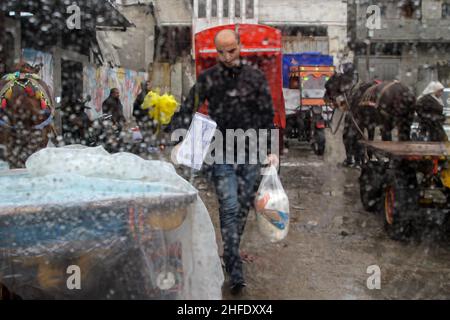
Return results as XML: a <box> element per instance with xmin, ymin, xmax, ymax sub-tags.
<box><xmin>324</xmin><ymin>72</ymin><xmax>355</xmax><ymax>111</ymax></box>
<box><xmin>13</xmin><ymin>61</ymin><xmax>42</xmax><ymax>74</ymax></box>
<box><xmin>324</xmin><ymin>73</ymin><xmax>346</xmax><ymax>110</ymax></box>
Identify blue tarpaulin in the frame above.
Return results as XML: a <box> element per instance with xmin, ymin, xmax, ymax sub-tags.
<box><xmin>282</xmin><ymin>52</ymin><xmax>334</xmax><ymax>88</ymax></box>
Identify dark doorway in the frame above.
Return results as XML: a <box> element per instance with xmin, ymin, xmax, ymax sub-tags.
<box><xmin>154</xmin><ymin>26</ymin><xmax>192</xmax><ymax>64</ymax></box>
<box><xmin>61</xmin><ymin>59</ymin><xmax>84</xmax><ymax>135</ymax></box>
<box><xmin>0</xmin><ymin>32</ymin><xmax>15</xmax><ymax>75</ymax></box>
<box><xmin>61</xmin><ymin>59</ymin><xmax>83</xmax><ymax>103</ymax></box>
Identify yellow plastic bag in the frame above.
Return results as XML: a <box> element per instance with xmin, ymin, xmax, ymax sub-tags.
<box><xmin>142</xmin><ymin>91</ymin><xmax>179</xmax><ymax>126</ymax></box>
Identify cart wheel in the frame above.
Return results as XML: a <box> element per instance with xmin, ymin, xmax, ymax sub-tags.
<box><xmin>312</xmin><ymin>129</ymin><xmax>325</xmax><ymax>156</ymax></box>
<box><xmin>383</xmin><ymin>177</ymin><xmax>418</xmax><ymax>241</ymax></box>
<box><xmin>359</xmin><ymin>161</ymin><xmax>385</xmax><ymax>212</ymax></box>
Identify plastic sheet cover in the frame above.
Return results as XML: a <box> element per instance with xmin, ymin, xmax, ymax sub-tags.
<box><xmin>0</xmin><ymin>146</ymin><xmax>224</xmax><ymax>299</ymax></box>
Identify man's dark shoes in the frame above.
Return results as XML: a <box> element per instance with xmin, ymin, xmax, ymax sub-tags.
<box><xmin>230</xmin><ymin>280</ymin><xmax>247</xmax><ymax>296</ymax></box>
<box><xmin>343</xmin><ymin>159</ymin><xmax>354</xmax><ymax>167</ymax></box>
<box><xmin>353</xmin><ymin>161</ymin><xmax>362</xmax><ymax>169</ymax></box>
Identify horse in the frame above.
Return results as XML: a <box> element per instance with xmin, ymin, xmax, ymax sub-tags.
<box><xmin>324</xmin><ymin>72</ymin><xmax>416</xmax><ymax>154</ymax></box>
<box><xmin>0</xmin><ymin>62</ymin><xmax>57</xmax><ymax>169</ymax></box>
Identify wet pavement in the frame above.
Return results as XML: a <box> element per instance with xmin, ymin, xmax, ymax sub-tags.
<box><xmin>189</xmin><ymin>124</ymin><xmax>450</xmax><ymax>300</ymax></box>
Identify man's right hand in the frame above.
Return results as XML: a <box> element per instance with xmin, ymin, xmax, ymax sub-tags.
<box><xmin>266</xmin><ymin>154</ymin><xmax>279</xmax><ymax>169</ymax></box>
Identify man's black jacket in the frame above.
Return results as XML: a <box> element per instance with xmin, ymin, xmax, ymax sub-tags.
<box><xmin>102</xmin><ymin>95</ymin><xmax>126</xmax><ymax>126</ymax></box>
<box><xmin>133</xmin><ymin>90</ymin><xmax>150</xmax><ymax>126</ymax></box>
<box><xmin>416</xmin><ymin>94</ymin><xmax>446</xmax><ymax>124</ymax></box>
<box><xmin>172</xmin><ymin>61</ymin><xmax>275</xmax><ymax>163</ymax></box>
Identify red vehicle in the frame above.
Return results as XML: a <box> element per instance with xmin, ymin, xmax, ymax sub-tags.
<box><xmin>194</xmin><ymin>24</ymin><xmax>286</xmax><ymax>149</ymax></box>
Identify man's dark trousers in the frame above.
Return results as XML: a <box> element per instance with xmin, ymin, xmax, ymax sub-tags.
<box><xmin>212</xmin><ymin>163</ymin><xmax>260</xmax><ymax>285</ymax></box>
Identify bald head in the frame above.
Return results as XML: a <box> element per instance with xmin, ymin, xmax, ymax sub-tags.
<box><xmin>215</xmin><ymin>29</ymin><xmax>241</xmax><ymax>68</ymax></box>
<box><xmin>214</xmin><ymin>29</ymin><xmax>239</xmax><ymax>46</ymax></box>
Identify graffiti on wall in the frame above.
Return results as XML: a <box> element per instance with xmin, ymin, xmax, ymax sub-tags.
<box><xmin>83</xmin><ymin>65</ymin><xmax>147</xmax><ymax>120</ymax></box>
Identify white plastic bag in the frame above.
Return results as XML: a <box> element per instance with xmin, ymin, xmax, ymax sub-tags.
<box><xmin>176</xmin><ymin>112</ymin><xmax>217</xmax><ymax>170</ymax></box>
<box><xmin>254</xmin><ymin>165</ymin><xmax>290</xmax><ymax>243</ymax></box>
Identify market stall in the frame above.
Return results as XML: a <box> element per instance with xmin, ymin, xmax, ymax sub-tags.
<box><xmin>0</xmin><ymin>146</ymin><xmax>224</xmax><ymax>299</ymax></box>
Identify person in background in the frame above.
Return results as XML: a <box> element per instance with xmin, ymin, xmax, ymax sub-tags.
<box><xmin>102</xmin><ymin>88</ymin><xmax>126</xmax><ymax>133</ymax></box>
<box><xmin>416</xmin><ymin>81</ymin><xmax>448</xmax><ymax>142</ymax></box>
<box><xmin>133</xmin><ymin>80</ymin><xmax>153</xmax><ymax>130</ymax></box>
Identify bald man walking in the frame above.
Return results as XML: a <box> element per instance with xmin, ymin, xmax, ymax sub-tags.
<box><xmin>174</xmin><ymin>29</ymin><xmax>278</xmax><ymax>295</ymax></box>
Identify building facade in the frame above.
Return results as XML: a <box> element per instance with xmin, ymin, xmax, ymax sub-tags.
<box><xmin>116</xmin><ymin>0</ymin><xmax>347</xmax><ymax>99</ymax></box>
<box><xmin>349</xmin><ymin>0</ymin><xmax>450</xmax><ymax>94</ymax></box>
<box><xmin>110</xmin><ymin>0</ymin><xmax>349</xmax><ymax>100</ymax></box>
<box><xmin>192</xmin><ymin>0</ymin><xmax>348</xmax><ymax>66</ymax></box>
<box><xmin>0</xmin><ymin>0</ymin><xmax>133</xmax><ymax>130</ymax></box>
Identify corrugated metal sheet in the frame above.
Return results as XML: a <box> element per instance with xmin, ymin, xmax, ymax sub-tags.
<box><xmin>282</xmin><ymin>37</ymin><xmax>329</xmax><ymax>54</ymax></box>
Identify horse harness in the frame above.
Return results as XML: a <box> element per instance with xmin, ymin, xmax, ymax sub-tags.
<box><xmin>336</xmin><ymin>80</ymin><xmax>398</xmax><ymax>139</ymax></box>
<box><xmin>0</xmin><ymin>72</ymin><xmax>54</xmax><ymax>132</ymax></box>
<box><xmin>331</xmin><ymin>78</ymin><xmax>402</xmax><ymax>141</ymax></box>
<box><xmin>359</xmin><ymin>80</ymin><xmax>399</xmax><ymax>111</ymax></box>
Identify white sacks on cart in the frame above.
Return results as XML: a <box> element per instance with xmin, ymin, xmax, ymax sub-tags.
<box><xmin>254</xmin><ymin>165</ymin><xmax>290</xmax><ymax>243</ymax></box>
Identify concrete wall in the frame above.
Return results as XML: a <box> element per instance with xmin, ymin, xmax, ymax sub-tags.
<box><xmin>154</xmin><ymin>0</ymin><xmax>192</xmax><ymax>26</ymax></box>
<box><xmin>356</xmin><ymin>0</ymin><xmax>450</xmax><ymax>41</ymax></box>
<box><xmin>259</xmin><ymin>0</ymin><xmax>347</xmax><ymax>26</ymax></box>
<box><xmin>106</xmin><ymin>5</ymin><xmax>156</xmax><ymax>72</ymax></box>
<box><xmin>150</xmin><ymin>58</ymin><xmax>192</xmax><ymax>103</ymax></box>
<box><xmin>357</xmin><ymin>43</ymin><xmax>450</xmax><ymax>95</ymax></box>
<box><xmin>422</xmin><ymin>0</ymin><xmax>445</xmax><ymax>20</ymax></box>
<box><xmin>258</xmin><ymin>0</ymin><xmax>348</xmax><ymax>67</ymax></box>
<box><xmin>282</xmin><ymin>37</ymin><xmax>328</xmax><ymax>54</ymax></box>
<box><xmin>51</xmin><ymin>44</ymin><xmax>91</xmax><ymax>133</ymax></box>
<box><xmin>1</xmin><ymin>17</ymin><xmax>21</xmax><ymax>70</ymax></box>
<box><xmin>109</xmin><ymin>1</ymin><xmax>193</xmax><ymax>103</ymax></box>
<box><xmin>403</xmin><ymin>44</ymin><xmax>450</xmax><ymax>94</ymax></box>
<box><xmin>328</xmin><ymin>25</ymin><xmax>348</xmax><ymax>66</ymax></box>
<box><xmin>181</xmin><ymin>55</ymin><xmax>196</xmax><ymax>95</ymax></box>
